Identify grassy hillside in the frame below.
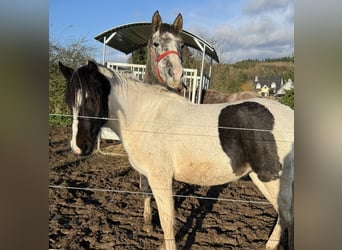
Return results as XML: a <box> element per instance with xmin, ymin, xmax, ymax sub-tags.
<box><xmin>131</xmin><ymin>47</ymin><xmax>294</xmax><ymax>95</ymax></box>
<box><xmin>207</xmin><ymin>60</ymin><xmax>294</xmax><ymax>94</ymax></box>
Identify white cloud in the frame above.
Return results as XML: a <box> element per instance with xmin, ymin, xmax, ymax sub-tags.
<box><xmin>106</xmin><ymin>52</ymin><xmax>130</xmax><ymax>63</ymax></box>
<box><xmin>95</xmin><ymin>47</ymin><xmax>130</xmax><ymax>63</ymax></box>
<box><xmin>193</xmin><ymin>0</ymin><xmax>294</xmax><ymax>63</ymax></box>
<box><xmin>242</xmin><ymin>0</ymin><xmax>291</xmax><ymax>16</ymax></box>
<box><xmin>93</xmin><ymin>1</ymin><xmax>294</xmax><ymax>64</ymax></box>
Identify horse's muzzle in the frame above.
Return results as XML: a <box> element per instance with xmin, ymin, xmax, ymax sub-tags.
<box><xmin>71</xmin><ymin>140</ymin><xmax>94</xmax><ymax>156</ymax></box>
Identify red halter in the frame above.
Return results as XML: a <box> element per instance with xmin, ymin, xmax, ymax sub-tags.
<box><xmin>154</xmin><ymin>50</ymin><xmax>181</xmax><ymax>84</ymax></box>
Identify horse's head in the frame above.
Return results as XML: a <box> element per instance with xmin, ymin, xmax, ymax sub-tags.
<box><xmin>147</xmin><ymin>10</ymin><xmax>184</xmax><ymax>90</ymax></box>
<box><xmin>59</xmin><ymin>60</ymin><xmax>111</xmax><ymax>156</ymax></box>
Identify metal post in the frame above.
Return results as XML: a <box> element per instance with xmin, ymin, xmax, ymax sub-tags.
<box><xmin>102</xmin><ymin>32</ymin><xmax>117</xmax><ymax>65</ymax></box>
<box><xmin>208</xmin><ymin>57</ymin><xmax>213</xmax><ymax>89</ymax></box>
<box><xmin>102</xmin><ymin>36</ymin><xmax>106</xmax><ymax>64</ymax></box>
<box><xmin>197</xmin><ymin>44</ymin><xmax>206</xmax><ymax>104</ymax></box>
<box><xmin>191</xmin><ymin>69</ymin><xmax>197</xmax><ymax>103</ymax></box>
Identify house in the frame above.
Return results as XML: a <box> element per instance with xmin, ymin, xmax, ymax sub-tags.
<box><xmin>274</xmin><ymin>79</ymin><xmax>294</xmax><ymax>97</ymax></box>
<box><xmin>254</xmin><ymin>75</ymin><xmax>293</xmax><ymax>97</ymax></box>
<box><xmin>260</xmin><ymin>85</ymin><xmax>271</xmax><ymax>97</ymax></box>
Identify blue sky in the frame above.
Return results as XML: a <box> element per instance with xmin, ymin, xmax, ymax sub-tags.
<box><xmin>49</xmin><ymin>0</ymin><xmax>293</xmax><ymax>63</ymax></box>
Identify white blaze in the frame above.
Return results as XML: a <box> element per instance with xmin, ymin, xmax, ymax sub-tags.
<box><xmin>161</xmin><ymin>32</ymin><xmax>183</xmax><ymax>86</ymax></box>
<box><xmin>70</xmin><ymin>90</ymin><xmax>82</xmax><ymax>155</ymax></box>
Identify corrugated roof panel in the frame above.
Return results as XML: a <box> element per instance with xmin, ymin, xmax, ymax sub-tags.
<box><xmin>94</xmin><ymin>22</ymin><xmax>219</xmax><ymax>62</ymax></box>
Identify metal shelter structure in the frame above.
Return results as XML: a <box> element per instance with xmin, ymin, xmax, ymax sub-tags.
<box><xmin>94</xmin><ymin>22</ymin><xmax>219</xmax><ymax>104</ymax></box>
<box><xmin>94</xmin><ymin>22</ymin><xmax>220</xmax><ymax>145</ymax></box>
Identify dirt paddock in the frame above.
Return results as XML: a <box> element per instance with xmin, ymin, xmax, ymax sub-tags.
<box><xmin>49</xmin><ymin>126</ymin><xmax>288</xmax><ymax>249</ymax></box>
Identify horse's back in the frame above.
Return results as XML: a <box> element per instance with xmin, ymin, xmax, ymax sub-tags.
<box><xmin>252</xmin><ymin>98</ymin><xmax>294</xmax><ymax>156</ymax></box>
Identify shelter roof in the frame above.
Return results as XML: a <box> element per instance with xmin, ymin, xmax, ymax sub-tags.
<box><xmin>94</xmin><ymin>22</ymin><xmax>219</xmax><ymax>63</ymax></box>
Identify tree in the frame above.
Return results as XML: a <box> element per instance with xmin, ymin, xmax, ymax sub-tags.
<box><xmin>49</xmin><ymin>39</ymin><xmax>94</xmax><ymax>126</ymax></box>
<box><xmin>181</xmin><ymin>46</ymin><xmax>197</xmax><ymax>69</ymax></box>
<box><xmin>130</xmin><ymin>48</ymin><xmax>147</xmax><ymax>64</ymax></box>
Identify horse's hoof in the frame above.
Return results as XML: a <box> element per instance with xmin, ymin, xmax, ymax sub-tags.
<box><xmin>266</xmin><ymin>240</ymin><xmax>282</xmax><ymax>250</ymax></box>
<box><xmin>143</xmin><ymin>224</ymin><xmax>153</xmax><ymax>234</ymax></box>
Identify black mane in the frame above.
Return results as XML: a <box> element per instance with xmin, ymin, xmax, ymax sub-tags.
<box><xmin>65</xmin><ymin>63</ymin><xmax>111</xmax><ymax>113</ymax></box>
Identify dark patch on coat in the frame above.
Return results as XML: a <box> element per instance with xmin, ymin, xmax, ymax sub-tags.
<box><xmin>218</xmin><ymin>102</ymin><xmax>281</xmax><ymax>182</ymax></box>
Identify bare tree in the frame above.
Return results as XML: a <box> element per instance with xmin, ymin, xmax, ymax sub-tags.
<box><xmin>49</xmin><ymin>39</ymin><xmax>95</xmax><ymax>125</ymax></box>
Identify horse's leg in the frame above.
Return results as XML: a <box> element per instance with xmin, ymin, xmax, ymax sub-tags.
<box><xmin>148</xmin><ymin>176</ymin><xmax>176</xmax><ymax>250</ymax></box>
<box><xmin>139</xmin><ymin>174</ymin><xmax>153</xmax><ymax>233</ymax></box>
<box><xmin>249</xmin><ymin>172</ymin><xmax>283</xmax><ymax>250</ymax></box>
<box><xmin>280</xmin><ymin>157</ymin><xmax>294</xmax><ymax>250</ymax></box>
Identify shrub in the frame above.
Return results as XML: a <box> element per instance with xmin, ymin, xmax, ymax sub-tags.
<box><xmin>49</xmin><ymin>39</ymin><xmax>94</xmax><ymax>126</ymax></box>
<box><xmin>279</xmin><ymin>88</ymin><xmax>294</xmax><ymax>109</ymax></box>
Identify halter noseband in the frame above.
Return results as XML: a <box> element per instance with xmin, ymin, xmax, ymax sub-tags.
<box><xmin>156</xmin><ymin>50</ymin><xmax>180</xmax><ymax>62</ymax></box>
<box><xmin>154</xmin><ymin>50</ymin><xmax>181</xmax><ymax>84</ymax></box>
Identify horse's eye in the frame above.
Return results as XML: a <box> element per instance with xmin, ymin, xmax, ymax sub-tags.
<box><xmin>153</xmin><ymin>42</ymin><xmax>159</xmax><ymax>48</ymax></box>
<box><xmin>180</xmin><ymin>44</ymin><xmax>185</xmax><ymax>49</ymax></box>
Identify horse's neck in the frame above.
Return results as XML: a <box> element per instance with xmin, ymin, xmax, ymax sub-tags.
<box><xmin>110</xmin><ymin>77</ymin><xmax>162</xmax><ymax>119</ymax></box>
<box><xmin>143</xmin><ymin>50</ymin><xmax>159</xmax><ymax>84</ymax></box>
<box><xmin>109</xmin><ymin>77</ymin><xmax>186</xmax><ymax>127</ymax></box>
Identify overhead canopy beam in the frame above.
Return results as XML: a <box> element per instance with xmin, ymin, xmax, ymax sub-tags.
<box><xmin>105</xmin><ymin>31</ymin><xmax>117</xmax><ymax>44</ymax></box>
<box><xmin>94</xmin><ymin>22</ymin><xmax>219</xmax><ymax>63</ymax></box>
<box><xmin>102</xmin><ymin>32</ymin><xmax>117</xmax><ymax>64</ymax></box>
<box><xmin>95</xmin><ymin>22</ymin><xmax>219</xmax><ymax>104</ymax></box>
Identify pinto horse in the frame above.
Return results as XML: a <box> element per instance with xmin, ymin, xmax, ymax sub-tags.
<box><xmin>59</xmin><ymin>60</ymin><xmax>294</xmax><ymax>250</ymax></box>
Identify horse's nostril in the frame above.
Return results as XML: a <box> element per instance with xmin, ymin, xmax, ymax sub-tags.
<box><xmin>168</xmin><ymin>68</ymin><xmax>173</xmax><ymax>77</ymax></box>
<box><xmin>81</xmin><ymin>142</ymin><xmax>93</xmax><ymax>156</ymax></box>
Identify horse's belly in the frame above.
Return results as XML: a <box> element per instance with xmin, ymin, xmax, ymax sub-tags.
<box><xmin>173</xmin><ymin>160</ymin><xmax>243</xmax><ymax>186</ymax></box>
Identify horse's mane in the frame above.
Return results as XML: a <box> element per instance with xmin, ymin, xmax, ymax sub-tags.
<box><xmin>65</xmin><ymin>62</ymin><xmax>111</xmax><ymax>108</ymax></box>
<box><xmin>159</xmin><ymin>23</ymin><xmax>180</xmax><ymax>35</ymax></box>
<box><xmin>97</xmin><ymin>62</ymin><xmax>184</xmax><ymax>101</ymax></box>
<box><xmin>97</xmin><ymin>63</ymin><xmax>125</xmax><ymax>82</ymax></box>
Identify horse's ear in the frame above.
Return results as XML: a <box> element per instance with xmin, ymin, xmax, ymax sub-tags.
<box><xmin>87</xmin><ymin>60</ymin><xmax>99</xmax><ymax>72</ymax></box>
<box><xmin>58</xmin><ymin>61</ymin><xmax>74</xmax><ymax>80</ymax></box>
<box><xmin>173</xmin><ymin>13</ymin><xmax>183</xmax><ymax>33</ymax></box>
<box><xmin>152</xmin><ymin>10</ymin><xmax>162</xmax><ymax>33</ymax></box>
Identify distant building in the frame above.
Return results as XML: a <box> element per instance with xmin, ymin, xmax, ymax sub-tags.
<box><xmin>274</xmin><ymin>79</ymin><xmax>294</xmax><ymax>97</ymax></box>
<box><xmin>254</xmin><ymin>75</ymin><xmax>293</xmax><ymax>97</ymax></box>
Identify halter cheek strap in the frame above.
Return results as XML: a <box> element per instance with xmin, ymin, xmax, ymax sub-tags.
<box><xmin>154</xmin><ymin>50</ymin><xmax>181</xmax><ymax>84</ymax></box>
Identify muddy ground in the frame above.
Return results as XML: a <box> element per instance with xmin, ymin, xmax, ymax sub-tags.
<box><xmin>49</xmin><ymin>126</ymin><xmax>287</xmax><ymax>249</ymax></box>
